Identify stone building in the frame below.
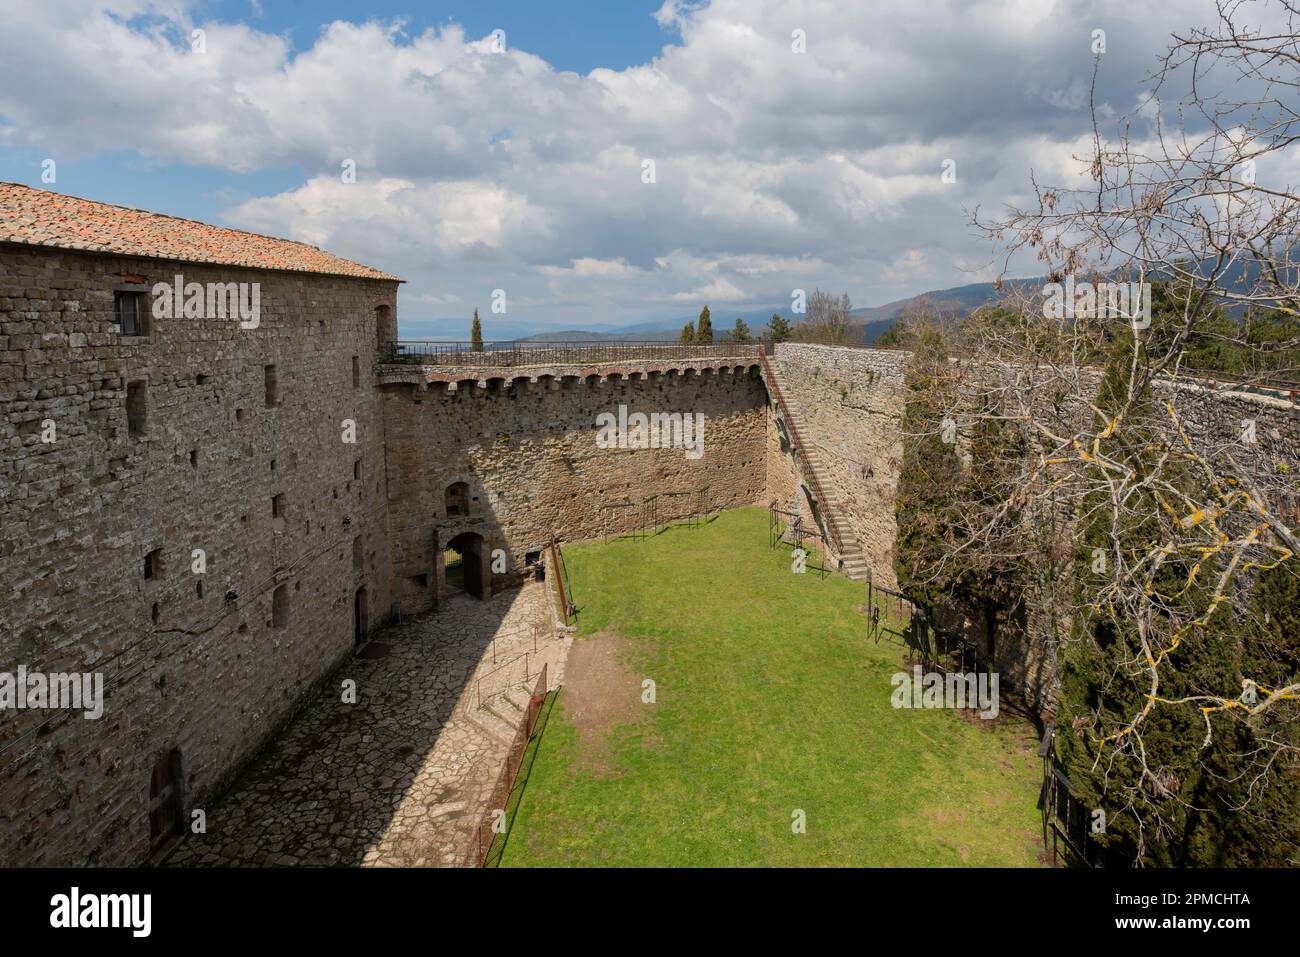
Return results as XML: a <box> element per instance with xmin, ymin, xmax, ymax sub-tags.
<box><xmin>0</xmin><ymin>183</ymin><xmax>400</xmax><ymax>866</ymax></box>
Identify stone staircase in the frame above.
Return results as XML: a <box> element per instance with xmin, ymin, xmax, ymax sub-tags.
<box><xmin>466</xmin><ymin>696</ymin><xmax>518</xmax><ymax>743</ymax></box>
<box><xmin>761</xmin><ymin>355</ymin><xmax>871</xmax><ymax>582</ymax></box>
<box><xmin>454</xmin><ymin>582</ymin><xmax>567</xmax><ymax>747</ymax></box>
<box><xmin>800</xmin><ymin>450</ymin><xmax>871</xmax><ymax>581</ymax></box>
<box><xmin>466</xmin><ymin>646</ymin><xmax>541</xmax><ymax>746</ymax></box>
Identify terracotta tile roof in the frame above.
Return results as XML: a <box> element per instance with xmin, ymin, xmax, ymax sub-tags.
<box><xmin>0</xmin><ymin>182</ymin><xmax>401</xmax><ymax>281</ymax></box>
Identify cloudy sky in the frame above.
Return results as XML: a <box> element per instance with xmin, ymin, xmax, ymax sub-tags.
<box><xmin>0</xmin><ymin>0</ymin><xmax>1232</xmax><ymax>334</ymax></box>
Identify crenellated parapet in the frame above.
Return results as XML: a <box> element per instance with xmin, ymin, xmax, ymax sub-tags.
<box><xmin>377</xmin><ymin>356</ymin><xmax>764</xmax><ymax>391</ymax></box>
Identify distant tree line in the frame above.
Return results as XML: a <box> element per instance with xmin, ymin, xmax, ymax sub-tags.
<box><xmin>877</xmin><ymin>281</ymin><xmax>1300</xmax><ymax>377</ymax></box>
<box><xmin>679</xmin><ymin>290</ymin><xmax>860</xmax><ymax>347</ymax></box>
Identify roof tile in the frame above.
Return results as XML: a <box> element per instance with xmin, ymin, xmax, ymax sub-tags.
<box><xmin>0</xmin><ymin>183</ymin><xmax>401</xmax><ymax>282</ymax></box>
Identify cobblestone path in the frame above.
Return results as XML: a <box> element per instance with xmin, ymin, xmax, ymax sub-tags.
<box><xmin>167</xmin><ymin>581</ymin><xmax>566</xmax><ymax>867</ymax></box>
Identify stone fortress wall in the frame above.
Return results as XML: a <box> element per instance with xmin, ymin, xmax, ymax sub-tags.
<box><xmin>3</xmin><ymin>239</ymin><xmax>1296</xmax><ymax>865</ymax></box>
<box><xmin>0</xmin><ymin>244</ymin><xmax>397</xmax><ymax>866</ymax></box>
<box><xmin>771</xmin><ymin>343</ymin><xmax>908</xmax><ymax>589</ymax></box>
<box><xmin>768</xmin><ymin>342</ymin><xmax>1300</xmax><ymax>710</ymax></box>
<box><xmin>379</xmin><ymin>362</ymin><xmax>769</xmax><ymax>617</ymax></box>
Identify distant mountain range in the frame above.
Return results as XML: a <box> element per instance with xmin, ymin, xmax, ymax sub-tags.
<box><xmin>847</xmin><ymin>279</ymin><xmax>1048</xmax><ymax>342</ymax></box>
<box><xmin>394</xmin><ymin>279</ymin><xmax>1036</xmax><ymax>344</ymax></box>
<box><xmin>395</xmin><ymin>306</ymin><xmax>812</xmax><ymax>342</ymax></box>
<box><xmin>396</xmin><ymin>259</ymin><xmax>1294</xmax><ymax>344</ymax></box>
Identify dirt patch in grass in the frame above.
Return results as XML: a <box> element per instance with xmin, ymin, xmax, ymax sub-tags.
<box><xmin>562</xmin><ymin>628</ymin><xmax>651</xmax><ymax>774</ymax></box>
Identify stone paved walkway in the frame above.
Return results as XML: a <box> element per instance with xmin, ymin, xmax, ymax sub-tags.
<box><xmin>167</xmin><ymin>581</ymin><xmax>567</xmax><ymax>867</ymax></box>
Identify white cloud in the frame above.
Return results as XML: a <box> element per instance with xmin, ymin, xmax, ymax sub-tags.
<box><xmin>0</xmin><ymin>0</ymin><xmax>1243</xmax><ymax>327</ymax></box>
<box><xmin>540</xmin><ymin>258</ymin><xmax>646</xmax><ymax>279</ymax></box>
<box><xmin>666</xmin><ymin>278</ymin><xmax>747</xmax><ymax>302</ymax></box>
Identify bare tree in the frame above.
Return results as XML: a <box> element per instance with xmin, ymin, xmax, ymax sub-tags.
<box><xmin>905</xmin><ymin>1</ymin><xmax>1300</xmax><ymax>864</ymax></box>
<box><xmin>796</xmin><ymin>289</ymin><xmax>855</xmax><ymax>343</ymax></box>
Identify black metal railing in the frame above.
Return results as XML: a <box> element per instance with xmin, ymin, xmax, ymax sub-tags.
<box><xmin>767</xmin><ymin>503</ymin><xmax>831</xmax><ymax>579</ymax></box>
<box><xmin>1040</xmin><ymin>725</ymin><xmax>1107</xmax><ymax>867</ymax></box>
<box><xmin>383</xmin><ymin>339</ymin><xmax>762</xmax><ymax>367</ymax></box>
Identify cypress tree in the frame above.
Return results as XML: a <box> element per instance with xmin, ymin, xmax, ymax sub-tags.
<box><xmin>893</xmin><ymin>324</ymin><xmax>1025</xmax><ymax>661</ymax></box>
<box><xmin>696</xmin><ymin>305</ymin><xmax>713</xmax><ymax>344</ymax></box>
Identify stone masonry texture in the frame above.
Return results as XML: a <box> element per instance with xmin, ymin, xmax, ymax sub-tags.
<box><xmin>381</xmin><ymin>364</ymin><xmax>768</xmax><ymax>617</ymax></box>
<box><xmin>3</xmin><ymin>233</ymin><xmax>1297</xmax><ymax>866</ymax></box>
<box><xmin>769</xmin><ymin>342</ymin><xmax>1299</xmax><ymax>710</ymax></box>
<box><xmin>0</xmin><ymin>243</ymin><xmax>396</xmax><ymax>866</ymax></box>
<box><xmin>774</xmin><ymin>343</ymin><xmax>908</xmax><ymax>589</ymax></box>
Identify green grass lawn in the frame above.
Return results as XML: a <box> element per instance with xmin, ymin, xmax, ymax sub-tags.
<box><xmin>500</xmin><ymin>507</ymin><xmax>1044</xmax><ymax>867</ymax></box>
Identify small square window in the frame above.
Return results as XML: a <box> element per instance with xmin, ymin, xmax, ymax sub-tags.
<box><xmin>144</xmin><ymin>548</ymin><xmax>162</xmax><ymax>580</ymax></box>
<box><xmin>114</xmin><ymin>291</ymin><xmax>148</xmax><ymax>336</ymax></box>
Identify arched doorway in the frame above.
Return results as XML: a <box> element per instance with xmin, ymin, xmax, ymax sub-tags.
<box><xmin>445</xmin><ymin>531</ymin><xmax>485</xmax><ymax>599</ymax></box>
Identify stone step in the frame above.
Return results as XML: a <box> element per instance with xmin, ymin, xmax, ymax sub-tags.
<box><xmin>467</xmin><ymin>705</ymin><xmax>517</xmax><ymax>744</ymax></box>
<box><xmin>483</xmin><ymin>699</ymin><xmax>522</xmax><ymax>730</ymax></box>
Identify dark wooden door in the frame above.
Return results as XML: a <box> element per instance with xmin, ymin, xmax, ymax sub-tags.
<box><xmin>354</xmin><ymin>586</ymin><xmax>368</xmax><ymax>644</ymax></box>
<box><xmin>148</xmin><ymin>749</ymin><xmax>182</xmax><ymax>854</ymax></box>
